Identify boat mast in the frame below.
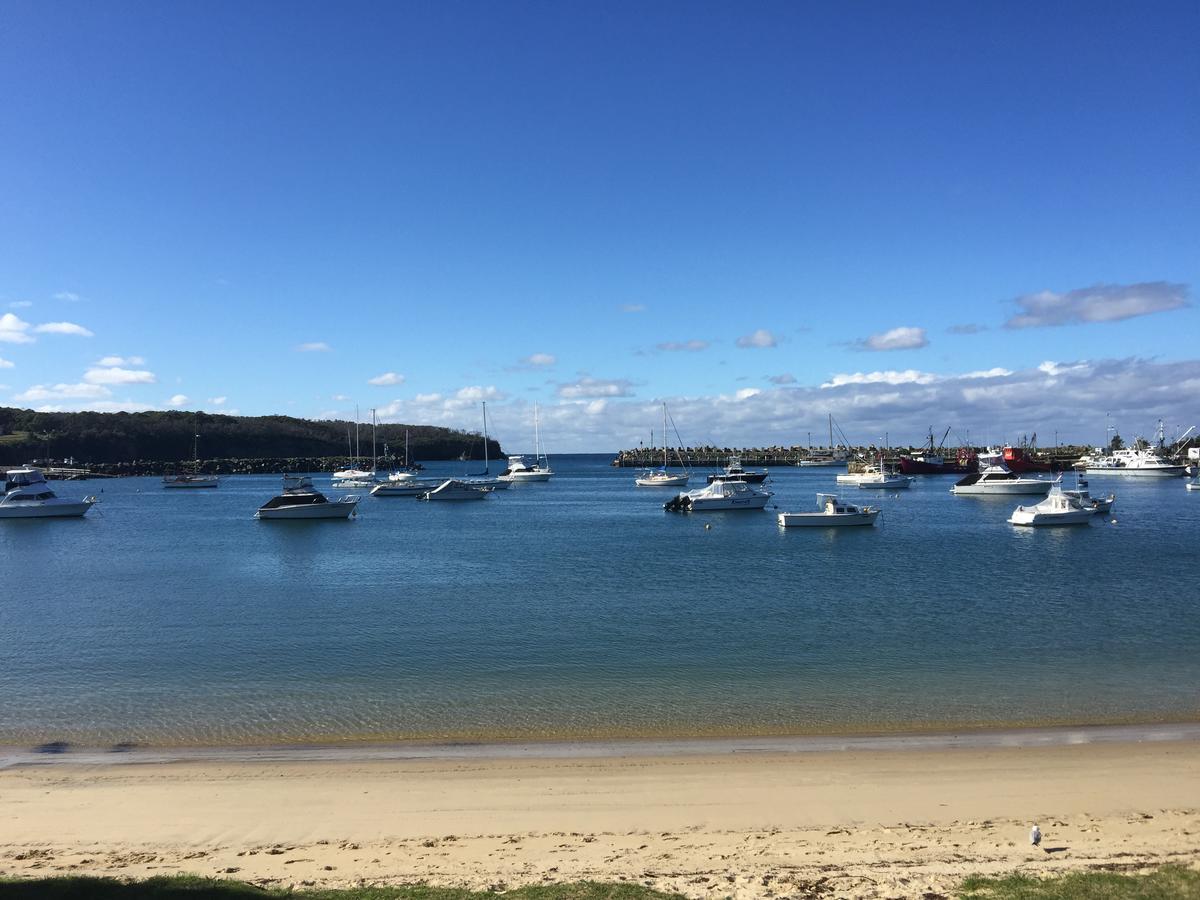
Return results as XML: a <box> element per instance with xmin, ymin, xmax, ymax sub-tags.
<box><xmin>355</xmin><ymin>405</ymin><xmax>360</xmax><ymax>468</ymax></box>
<box><xmin>404</xmin><ymin>429</ymin><xmax>409</xmax><ymax>468</ymax></box>
<box><xmin>482</xmin><ymin>401</ymin><xmax>490</xmax><ymax>473</ymax></box>
<box><xmin>828</xmin><ymin>414</ymin><xmax>833</xmax><ymax>454</ymax></box>
<box><xmin>662</xmin><ymin>403</ymin><xmax>668</xmax><ymax>469</ymax></box>
<box><xmin>534</xmin><ymin>403</ymin><xmax>541</xmax><ymax>465</ymax></box>
<box><xmin>371</xmin><ymin>408</ymin><xmax>377</xmax><ymax>474</ymax></box>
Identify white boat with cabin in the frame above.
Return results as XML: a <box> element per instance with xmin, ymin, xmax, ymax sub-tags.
<box><xmin>163</xmin><ymin>424</ymin><xmax>218</xmax><ymax>488</ymax></box>
<box><xmin>499</xmin><ymin>404</ymin><xmax>553</xmax><ymax>482</ymax></box>
<box><xmin>1008</xmin><ymin>483</ymin><xmax>1094</xmax><ymax>526</ymax></box>
<box><xmin>706</xmin><ymin>456</ymin><xmax>769</xmax><ymax>484</ymax></box>
<box><xmin>854</xmin><ymin>450</ymin><xmax>913</xmax><ymax>489</ymax></box>
<box><xmin>777</xmin><ymin>493</ymin><xmax>879</xmax><ymax>527</ymax></box>
<box><xmin>1061</xmin><ymin>477</ymin><xmax>1115</xmax><ymax>514</ymax></box>
<box><xmin>663</xmin><ymin>479</ymin><xmax>772</xmax><ymax>511</ymax></box>
<box><xmin>256</xmin><ymin>475</ymin><xmax>359</xmax><ymax>519</ymax></box>
<box><xmin>951</xmin><ymin>464</ymin><xmax>1052</xmax><ymax>496</ymax></box>
<box><xmin>1085</xmin><ymin>447</ymin><xmax>1186</xmax><ymax>478</ymax></box>
<box><xmin>0</xmin><ymin>468</ymin><xmax>96</xmax><ymax>518</ymax></box>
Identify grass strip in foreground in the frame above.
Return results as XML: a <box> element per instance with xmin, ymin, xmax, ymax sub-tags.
<box><xmin>959</xmin><ymin>865</ymin><xmax>1200</xmax><ymax>899</ymax></box>
<box><xmin>0</xmin><ymin>877</ymin><xmax>686</xmax><ymax>900</ymax></box>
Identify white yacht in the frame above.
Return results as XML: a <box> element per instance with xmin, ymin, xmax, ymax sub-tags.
<box><xmin>370</xmin><ymin>477</ymin><xmax>443</xmax><ymax>497</ymax></box>
<box><xmin>951</xmin><ymin>465</ymin><xmax>1052</xmax><ymax>496</ymax></box>
<box><xmin>1085</xmin><ymin>447</ymin><xmax>1186</xmax><ymax>477</ymax></box>
<box><xmin>499</xmin><ymin>404</ymin><xmax>553</xmax><ymax>482</ymax></box>
<box><xmin>636</xmin><ymin>403</ymin><xmax>690</xmax><ymax>487</ymax></box>
<box><xmin>663</xmin><ymin>479</ymin><xmax>772</xmax><ymax>511</ymax></box>
<box><xmin>777</xmin><ymin>493</ymin><xmax>879</xmax><ymax>527</ymax></box>
<box><xmin>255</xmin><ymin>475</ymin><xmax>359</xmax><ymax>519</ymax></box>
<box><xmin>836</xmin><ymin>464</ymin><xmax>882</xmax><ymax>485</ymax></box>
<box><xmin>417</xmin><ymin>479</ymin><xmax>493</xmax><ymax>501</ymax></box>
<box><xmin>1061</xmin><ymin>478</ymin><xmax>1115</xmax><ymax>514</ymax></box>
<box><xmin>1008</xmin><ymin>484</ymin><xmax>1094</xmax><ymax>526</ymax></box>
<box><xmin>0</xmin><ymin>468</ymin><xmax>96</xmax><ymax>518</ymax></box>
<box><xmin>853</xmin><ymin>450</ymin><xmax>913</xmax><ymax>489</ymax></box>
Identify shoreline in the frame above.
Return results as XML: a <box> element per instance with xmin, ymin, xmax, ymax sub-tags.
<box><xmin>2</xmin><ymin>737</ymin><xmax>1197</xmax><ymax>898</ymax></box>
<box><xmin>4</xmin><ymin>720</ymin><xmax>1198</xmax><ymax>769</ymax></box>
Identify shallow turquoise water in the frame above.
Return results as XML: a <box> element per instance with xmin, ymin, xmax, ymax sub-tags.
<box><xmin>1</xmin><ymin>455</ymin><xmax>1197</xmax><ymax>746</ymax></box>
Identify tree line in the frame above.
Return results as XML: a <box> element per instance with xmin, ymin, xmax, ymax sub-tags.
<box><xmin>0</xmin><ymin>408</ymin><xmax>501</xmax><ymax>465</ymax></box>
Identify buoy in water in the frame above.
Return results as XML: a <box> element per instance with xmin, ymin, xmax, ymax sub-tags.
<box><xmin>704</xmin><ymin>523</ymin><xmax>712</xmax><ymax>530</ymax></box>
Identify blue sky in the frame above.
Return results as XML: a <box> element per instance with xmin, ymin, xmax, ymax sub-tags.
<box><xmin>1</xmin><ymin>1</ymin><xmax>1197</xmax><ymax>451</ymax></box>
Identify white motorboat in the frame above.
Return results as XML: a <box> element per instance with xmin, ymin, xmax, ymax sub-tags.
<box><xmin>636</xmin><ymin>403</ymin><xmax>690</xmax><ymax>487</ymax></box>
<box><xmin>951</xmin><ymin>464</ymin><xmax>1052</xmax><ymax>496</ymax></box>
<box><xmin>1186</xmin><ymin>474</ymin><xmax>1200</xmax><ymax>492</ymax></box>
<box><xmin>706</xmin><ymin>455</ymin><xmax>769</xmax><ymax>484</ymax></box>
<box><xmin>1061</xmin><ymin>478</ymin><xmax>1115</xmax><ymax>514</ymax></box>
<box><xmin>370</xmin><ymin>477</ymin><xmax>443</xmax><ymax>497</ymax></box>
<box><xmin>854</xmin><ymin>449</ymin><xmax>912</xmax><ymax>489</ymax></box>
<box><xmin>1008</xmin><ymin>484</ymin><xmax>1094</xmax><ymax>526</ymax></box>
<box><xmin>663</xmin><ymin>479</ymin><xmax>772</xmax><ymax>511</ymax></box>
<box><xmin>417</xmin><ymin>479</ymin><xmax>493</xmax><ymax>501</ymax></box>
<box><xmin>499</xmin><ymin>404</ymin><xmax>553</xmax><ymax>482</ymax></box>
<box><xmin>777</xmin><ymin>493</ymin><xmax>879</xmax><ymax>527</ymax></box>
<box><xmin>256</xmin><ymin>475</ymin><xmax>359</xmax><ymax>519</ymax></box>
<box><xmin>0</xmin><ymin>468</ymin><xmax>96</xmax><ymax>518</ymax></box>
<box><xmin>836</xmin><ymin>464</ymin><xmax>883</xmax><ymax>485</ymax></box>
<box><xmin>1085</xmin><ymin>447</ymin><xmax>1186</xmax><ymax>477</ymax></box>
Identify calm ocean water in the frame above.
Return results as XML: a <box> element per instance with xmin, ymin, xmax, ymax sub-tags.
<box><xmin>2</xmin><ymin>454</ymin><xmax>1198</xmax><ymax>747</ymax></box>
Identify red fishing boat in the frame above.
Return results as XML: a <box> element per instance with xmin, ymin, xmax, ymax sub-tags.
<box><xmin>1001</xmin><ymin>444</ymin><xmax>1061</xmax><ymax>473</ymax></box>
<box><xmin>898</xmin><ymin>427</ymin><xmax>978</xmax><ymax>475</ymax></box>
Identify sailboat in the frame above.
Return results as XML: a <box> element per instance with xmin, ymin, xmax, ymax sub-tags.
<box><xmin>499</xmin><ymin>403</ymin><xmax>553</xmax><ymax>482</ymax></box>
<box><xmin>463</xmin><ymin>401</ymin><xmax>509</xmax><ymax>490</ymax></box>
<box><xmin>636</xmin><ymin>403</ymin><xmax>689</xmax><ymax>487</ymax></box>
<box><xmin>798</xmin><ymin>414</ymin><xmax>849</xmax><ymax>466</ymax></box>
<box><xmin>163</xmin><ymin>420</ymin><xmax>219</xmax><ymax>488</ymax></box>
<box><xmin>333</xmin><ymin>406</ymin><xmax>377</xmax><ymax>487</ymax></box>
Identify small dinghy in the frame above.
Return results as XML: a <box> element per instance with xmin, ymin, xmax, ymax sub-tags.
<box><xmin>777</xmin><ymin>493</ymin><xmax>879</xmax><ymax>527</ymax></box>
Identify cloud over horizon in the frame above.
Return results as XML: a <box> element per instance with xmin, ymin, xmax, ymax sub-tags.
<box><xmin>34</xmin><ymin>321</ymin><xmax>94</xmax><ymax>337</ymax></box>
<box><xmin>1005</xmin><ymin>281</ymin><xmax>1189</xmax><ymax>328</ymax></box>
<box><xmin>735</xmin><ymin>329</ymin><xmax>778</xmax><ymax>349</ymax></box>
<box><xmin>368</xmin><ymin>371</ymin><xmax>405</xmax><ymax>386</ymax></box>
<box><xmin>855</xmin><ymin>326</ymin><xmax>929</xmax><ymax>352</ymax></box>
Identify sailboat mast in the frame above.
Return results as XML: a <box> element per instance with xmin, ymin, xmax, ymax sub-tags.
<box><xmin>371</xmin><ymin>408</ymin><xmax>377</xmax><ymax>473</ymax></box>
<box><xmin>662</xmin><ymin>403</ymin><xmax>668</xmax><ymax>469</ymax></box>
<box><xmin>828</xmin><ymin>413</ymin><xmax>833</xmax><ymax>452</ymax></box>
<box><xmin>355</xmin><ymin>405</ymin><xmax>360</xmax><ymax>466</ymax></box>
<box><xmin>534</xmin><ymin>403</ymin><xmax>541</xmax><ymax>463</ymax></box>
<box><xmin>482</xmin><ymin>401</ymin><xmax>490</xmax><ymax>472</ymax></box>
<box><xmin>404</xmin><ymin>429</ymin><xmax>409</xmax><ymax>468</ymax></box>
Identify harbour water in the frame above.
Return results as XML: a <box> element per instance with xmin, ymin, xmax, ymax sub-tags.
<box><xmin>2</xmin><ymin>455</ymin><xmax>1198</xmax><ymax>747</ymax></box>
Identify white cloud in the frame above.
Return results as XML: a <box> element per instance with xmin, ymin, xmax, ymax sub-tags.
<box><xmin>0</xmin><ymin>313</ymin><xmax>34</xmax><ymax>344</ymax></box>
<box><xmin>0</xmin><ymin>357</ymin><xmax>13</xmax><ymax>369</ymax></box>
<box><xmin>297</xmin><ymin>341</ymin><xmax>331</xmax><ymax>352</ymax></box>
<box><xmin>33</xmin><ymin>401</ymin><xmax>158</xmax><ymax>413</ymax></box>
<box><xmin>14</xmin><ymin>382</ymin><xmax>112</xmax><ymax>402</ymax></box>
<box><xmin>735</xmin><ymin>388</ymin><xmax>761</xmax><ymax>400</ymax></box>
<box><xmin>54</xmin><ymin>291</ymin><xmax>82</xmax><ymax>302</ymax></box>
<box><xmin>84</xmin><ymin>366</ymin><xmax>156</xmax><ymax>385</ymax></box>
<box><xmin>166</xmin><ymin>394</ymin><xmax>189</xmax><ymax>407</ymax></box>
<box><xmin>209</xmin><ymin>396</ymin><xmax>227</xmax><ymax>406</ymax></box>
<box><xmin>521</xmin><ymin>353</ymin><xmax>557</xmax><ymax>367</ymax></box>
<box><xmin>657</xmin><ymin>340</ymin><xmax>710</xmax><ymax>352</ymax></box>
<box><xmin>34</xmin><ymin>321</ymin><xmax>94</xmax><ymax>337</ymax></box>
<box><xmin>1037</xmin><ymin>360</ymin><xmax>1091</xmax><ymax>378</ymax></box>
<box><xmin>822</xmin><ymin>369</ymin><xmax>937</xmax><ymax>388</ymax></box>
<box><xmin>855</xmin><ymin>326</ymin><xmax>928</xmax><ymax>352</ymax></box>
<box><xmin>557</xmin><ymin>377</ymin><xmax>635</xmax><ymax>399</ymax></box>
<box><xmin>767</xmin><ymin>373</ymin><xmax>796</xmax><ymax>384</ymax></box>
<box><xmin>368</xmin><ymin>371</ymin><xmax>405</xmax><ymax>386</ymax></box>
<box><xmin>621</xmin><ymin>304</ymin><xmax>646</xmax><ymax>313</ymax></box>
<box><xmin>98</xmin><ymin>355</ymin><xmax>146</xmax><ymax>367</ymax></box>
<box><xmin>332</xmin><ymin>393</ymin><xmax>351</xmax><ymax>402</ymax></box>
<box><xmin>735</xmin><ymin>329</ymin><xmax>778</xmax><ymax>349</ymax></box>
<box><xmin>1006</xmin><ymin>282</ymin><xmax>1189</xmax><ymax>329</ymax></box>
<box><xmin>8</xmin><ymin>300</ymin><xmax>33</xmax><ymax>309</ymax></box>
<box><xmin>962</xmin><ymin>367</ymin><xmax>1013</xmax><ymax>379</ymax></box>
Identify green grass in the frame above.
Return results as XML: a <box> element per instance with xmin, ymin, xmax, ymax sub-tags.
<box><xmin>959</xmin><ymin>865</ymin><xmax>1200</xmax><ymax>899</ymax></box>
<box><xmin>0</xmin><ymin>877</ymin><xmax>685</xmax><ymax>900</ymax></box>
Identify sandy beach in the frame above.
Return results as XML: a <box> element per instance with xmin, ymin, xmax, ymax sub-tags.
<box><xmin>2</xmin><ymin>731</ymin><xmax>1198</xmax><ymax>898</ymax></box>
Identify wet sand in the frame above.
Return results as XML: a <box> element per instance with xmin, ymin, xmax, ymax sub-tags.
<box><xmin>1</xmin><ymin>729</ymin><xmax>1198</xmax><ymax>898</ymax></box>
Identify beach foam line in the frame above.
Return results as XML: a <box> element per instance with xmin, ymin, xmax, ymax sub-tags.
<box><xmin>3</xmin><ymin>720</ymin><xmax>1198</xmax><ymax>769</ymax></box>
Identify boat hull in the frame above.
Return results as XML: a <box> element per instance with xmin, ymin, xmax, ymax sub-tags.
<box><xmin>686</xmin><ymin>496</ymin><xmax>771</xmax><ymax>510</ymax></box>
<box><xmin>0</xmin><ymin>500</ymin><xmax>94</xmax><ymax>518</ymax></box>
<box><xmin>256</xmin><ymin>501</ymin><xmax>358</xmax><ymax>519</ymax></box>
<box><xmin>856</xmin><ymin>477</ymin><xmax>912</xmax><ymax>489</ymax></box>
<box><xmin>777</xmin><ymin>510</ymin><xmax>878</xmax><ymax>527</ymax></box>
<box><xmin>952</xmin><ymin>482</ymin><xmax>1051</xmax><ymax>496</ymax></box>
<box><xmin>500</xmin><ymin>472</ymin><xmax>552</xmax><ymax>482</ymax></box>
<box><xmin>636</xmin><ymin>472</ymin><xmax>689</xmax><ymax>487</ymax></box>
<box><xmin>1085</xmin><ymin>466</ymin><xmax>1186</xmax><ymax>477</ymax></box>
<box><xmin>1008</xmin><ymin>508</ymin><xmax>1093</xmax><ymax>526</ymax></box>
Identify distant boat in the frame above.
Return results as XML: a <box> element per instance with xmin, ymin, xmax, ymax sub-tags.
<box><xmin>371</xmin><ymin>477</ymin><xmax>442</xmax><ymax>497</ymax></box>
<box><xmin>499</xmin><ymin>404</ymin><xmax>553</xmax><ymax>482</ymax></box>
<box><xmin>797</xmin><ymin>415</ymin><xmax>849</xmax><ymax>466</ymax></box>
<box><xmin>256</xmin><ymin>475</ymin><xmax>359</xmax><ymax>520</ymax></box>
<box><xmin>777</xmin><ymin>493</ymin><xmax>879</xmax><ymax>527</ymax></box>
<box><xmin>899</xmin><ymin>427</ymin><xmax>977</xmax><ymax>475</ymax></box>
<box><xmin>0</xmin><ymin>467</ymin><xmax>96</xmax><ymax>518</ymax></box>
<box><xmin>1085</xmin><ymin>447</ymin><xmax>1186</xmax><ymax>477</ymax></box>
<box><xmin>636</xmin><ymin>403</ymin><xmax>690</xmax><ymax>487</ymax></box>
<box><xmin>462</xmin><ymin>401</ymin><xmax>510</xmax><ymax>491</ymax></box>
<box><xmin>333</xmin><ymin>406</ymin><xmax>378</xmax><ymax>487</ymax></box>
<box><xmin>1061</xmin><ymin>477</ymin><xmax>1115</xmax><ymax>514</ymax></box>
<box><xmin>664</xmin><ymin>479</ymin><xmax>772</xmax><ymax>511</ymax></box>
<box><xmin>163</xmin><ymin>422</ymin><xmax>218</xmax><ymax>488</ymax></box>
<box><xmin>706</xmin><ymin>456</ymin><xmax>768</xmax><ymax>484</ymax></box>
<box><xmin>855</xmin><ymin>449</ymin><xmax>913</xmax><ymax>489</ymax></box>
